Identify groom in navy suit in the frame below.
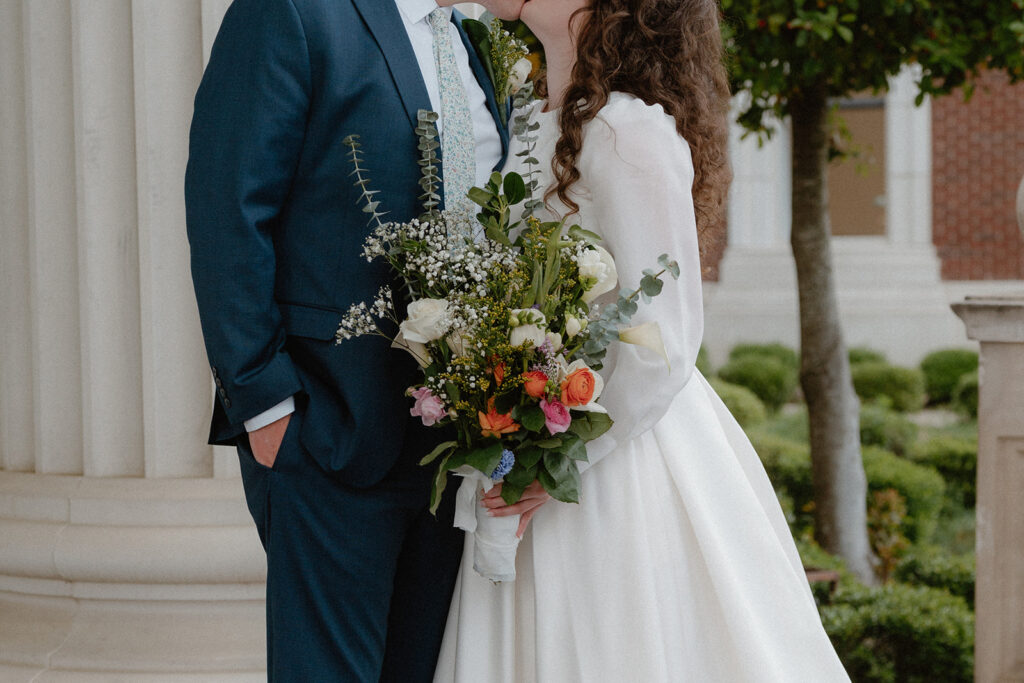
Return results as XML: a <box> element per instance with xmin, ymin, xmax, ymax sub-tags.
<box><xmin>185</xmin><ymin>0</ymin><xmax>522</xmax><ymax>679</ymax></box>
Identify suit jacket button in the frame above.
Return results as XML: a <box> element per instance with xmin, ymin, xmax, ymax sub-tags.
<box><xmin>218</xmin><ymin>387</ymin><xmax>227</xmax><ymax>398</ymax></box>
<box><xmin>223</xmin><ymin>398</ymin><xmax>232</xmax><ymax>408</ymax></box>
<box><xmin>215</xmin><ymin>378</ymin><xmax>224</xmax><ymax>387</ymax></box>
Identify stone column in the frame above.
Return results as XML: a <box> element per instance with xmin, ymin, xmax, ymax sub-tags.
<box><xmin>951</xmin><ymin>295</ymin><xmax>1024</xmax><ymax>683</ymax></box>
<box><xmin>0</xmin><ymin>3</ymin><xmax>266</xmax><ymax>679</ymax></box>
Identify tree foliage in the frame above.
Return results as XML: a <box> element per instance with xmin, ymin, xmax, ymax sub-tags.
<box><xmin>721</xmin><ymin>0</ymin><xmax>1024</xmax><ymax>135</ymax></box>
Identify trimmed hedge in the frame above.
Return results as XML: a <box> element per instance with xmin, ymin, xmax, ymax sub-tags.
<box><xmin>708</xmin><ymin>377</ymin><xmax>767</xmax><ymax>428</ymax></box>
<box><xmin>821</xmin><ymin>583</ymin><xmax>974</xmax><ymax>683</ymax></box>
<box><xmin>953</xmin><ymin>370</ymin><xmax>979</xmax><ymax>419</ymax></box>
<box><xmin>728</xmin><ymin>342</ymin><xmax>800</xmax><ymax>370</ymax></box>
<box><xmin>717</xmin><ymin>355</ymin><xmax>798</xmax><ymax>411</ymax></box>
<box><xmin>750</xmin><ymin>436</ymin><xmax>945</xmax><ymax>545</ymax></box>
<box><xmin>920</xmin><ymin>349</ymin><xmax>978</xmax><ymax>404</ymax></box>
<box><xmin>696</xmin><ymin>345</ymin><xmax>712</xmax><ymax>377</ymax></box>
<box><xmin>851</xmin><ymin>362</ymin><xmax>926</xmax><ymax>412</ymax></box>
<box><xmin>863</xmin><ymin>446</ymin><xmax>945</xmax><ymax>544</ymax></box>
<box><xmin>910</xmin><ymin>437</ymin><xmax>977</xmax><ymax>508</ymax></box>
<box><xmin>894</xmin><ymin>548</ymin><xmax>975</xmax><ymax>609</ymax></box>
<box><xmin>859</xmin><ymin>403</ymin><xmax>918</xmax><ymax>457</ymax></box>
<box><xmin>849</xmin><ymin>346</ymin><xmax>887</xmax><ymax>366</ymax></box>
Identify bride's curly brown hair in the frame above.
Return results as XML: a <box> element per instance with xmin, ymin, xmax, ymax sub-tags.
<box><xmin>545</xmin><ymin>0</ymin><xmax>732</xmax><ymax>260</ymax></box>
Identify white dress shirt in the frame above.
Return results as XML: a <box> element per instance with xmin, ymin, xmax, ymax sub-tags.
<box><xmin>245</xmin><ymin>0</ymin><xmax>502</xmax><ymax>432</ymax></box>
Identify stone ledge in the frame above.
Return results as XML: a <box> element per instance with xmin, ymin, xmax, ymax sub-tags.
<box><xmin>0</xmin><ymin>592</ymin><xmax>265</xmax><ymax>675</ymax></box>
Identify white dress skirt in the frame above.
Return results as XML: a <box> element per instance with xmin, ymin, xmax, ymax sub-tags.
<box><xmin>433</xmin><ymin>93</ymin><xmax>851</xmax><ymax>682</ymax></box>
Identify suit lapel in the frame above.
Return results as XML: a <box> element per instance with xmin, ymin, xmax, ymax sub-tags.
<box><xmin>455</xmin><ymin>13</ymin><xmax>511</xmax><ymax>167</ymax></box>
<box><xmin>352</xmin><ymin>0</ymin><xmax>431</xmax><ymax>131</ymax></box>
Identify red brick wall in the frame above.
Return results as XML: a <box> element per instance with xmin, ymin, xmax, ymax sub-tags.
<box><xmin>932</xmin><ymin>70</ymin><xmax>1024</xmax><ymax>280</ymax></box>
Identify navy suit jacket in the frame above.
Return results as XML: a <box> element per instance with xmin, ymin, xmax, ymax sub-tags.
<box><xmin>185</xmin><ymin>0</ymin><xmax>509</xmax><ymax>486</ymax></box>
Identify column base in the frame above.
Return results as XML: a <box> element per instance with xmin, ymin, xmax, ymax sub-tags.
<box><xmin>0</xmin><ymin>472</ymin><xmax>266</xmax><ymax>678</ymax></box>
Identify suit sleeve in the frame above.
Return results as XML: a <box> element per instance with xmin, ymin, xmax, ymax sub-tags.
<box><xmin>577</xmin><ymin>100</ymin><xmax>705</xmax><ymax>472</ymax></box>
<box><xmin>184</xmin><ymin>0</ymin><xmax>310</xmax><ymax>426</ymax></box>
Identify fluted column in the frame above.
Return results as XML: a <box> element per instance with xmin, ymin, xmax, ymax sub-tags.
<box><xmin>0</xmin><ymin>1</ymin><xmax>34</xmax><ymax>473</ymax></box>
<box><xmin>71</xmin><ymin>0</ymin><xmax>145</xmax><ymax>477</ymax></box>
<box><xmin>132</xmin><ymin>0</ymin><xmax>214</xmax><ymax>479</ymax></box>
<box><xmin>23</xmin><ymin>0</ymin><xmax>84</xmax><ymax>475</ymax></box>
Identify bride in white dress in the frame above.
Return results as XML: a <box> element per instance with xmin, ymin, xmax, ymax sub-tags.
<box><xmin>435</xmin><ymin>0</ymin><xmax>850</xmax><ymax>680</ymax></box>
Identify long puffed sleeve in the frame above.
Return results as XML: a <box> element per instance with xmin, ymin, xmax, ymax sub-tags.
<box><xmin>573</xmin><ymin>95</ymin><xmax>704</xmax><ymax>471</ymax></box>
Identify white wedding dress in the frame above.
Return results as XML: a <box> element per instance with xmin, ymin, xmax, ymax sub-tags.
<box><xmin>434</xmin><ymin>93</ymin><xmax>850</xmax><ymax>682</ymax></box>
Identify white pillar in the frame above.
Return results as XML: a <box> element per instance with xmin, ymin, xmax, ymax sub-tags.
<box><xmin>70</xmin><ymin>0</ymin><xmax>145</xmax><ymax>477</ymax></box>
<box><xmin>886</xmin><ymin>64</ymin><xmax>933</xmax><ymax>246</ymax></box>
<box><xmin>132</xmin><ymin>0</ymin><xmax>215</xmax><ymax>479</ymax></box>
<box><xmin>24</xmin><ymin>0</ymin><xmax>84</xmax><ymax>475</ymax></box>
<box><xmin>0</xmin><ymin>1</ymin><xmax>35</xmax><ymax>473</ymax></box>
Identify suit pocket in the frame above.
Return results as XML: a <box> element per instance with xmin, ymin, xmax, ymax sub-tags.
<box><xmin>278</xmin><ymin>301</ymin><xmax>343</xmax><ymax>340</ymax></box>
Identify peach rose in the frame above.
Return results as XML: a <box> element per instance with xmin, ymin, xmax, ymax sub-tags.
<box><xmin>478</xmin><ymin>398</ymin><xmax>520</xmax><ymax>438</ymax></box>
<box><xmin>561</xmin><ymin>362</ymin><xmax>601</xmax><ymax>408</ymax></box>
<box><xmin>522</xmin><ymin>370</ymin><xmax>549</xmax><ymax>399</ymax></box>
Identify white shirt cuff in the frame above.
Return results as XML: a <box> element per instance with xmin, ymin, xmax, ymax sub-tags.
<box><xmin>244</xmin><ymin>395</ymin><xmax>296</xmax><ymax>432</ymax></box>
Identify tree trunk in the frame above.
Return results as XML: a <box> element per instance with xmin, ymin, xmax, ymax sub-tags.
<box><xmin>789</xmin><ymin>83</ymin><xmax>876</xmax><ymax>584</ymax></box>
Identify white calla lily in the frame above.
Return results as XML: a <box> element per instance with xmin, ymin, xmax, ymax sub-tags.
<box><xmin>391</xmin><ymin>329</ymin><xmax>430</xmax><ymax>368</ymax></box>
<box><xmin>619</xmin><ymin>321</ymin><xmax>670</xmax><ymax>371</ymax></box>
<box><xmin>579</xmin><ymin>246</ymin><xmax>618</xmax><ymax>303</ymax></box>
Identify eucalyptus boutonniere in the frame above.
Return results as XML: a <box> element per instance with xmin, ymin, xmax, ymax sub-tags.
<box><xmin>463</xmin><ymin>17</ymin><xmax>534</xmax><ymax>126</ymax></box>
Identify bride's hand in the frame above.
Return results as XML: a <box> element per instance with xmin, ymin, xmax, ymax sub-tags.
<box><xmin>481</xmin><ymin>480</ymin><xmax>551</xmax><ymax>538</ymax></box>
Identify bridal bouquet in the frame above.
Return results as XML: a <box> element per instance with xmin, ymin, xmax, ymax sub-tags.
<box><xmin>336</xmin><ymin>109</ymin><xmax>680</xmax><ymax>582</ymax></box>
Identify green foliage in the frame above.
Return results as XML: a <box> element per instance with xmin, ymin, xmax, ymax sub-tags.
<box><xmin>696</xmin><ymin>345</ymin><xmax>712</xmax><ymax>376</ymax></box>
<box><xmin>851</xmin><ymin>362</ymin><xmax>926</xmax><ymax>413</ymax></box>
<box><xmin>849</xmin><ymin>347</ymin><xmax>887</xmax><ymax>366</ymax></box>
<box><xmin>867</xmin><ymin>488</ymin><xmax>910</xmax><ymax>582</ymax></box>
<box><xmin>717</xmin><ymin>355</ymin><xmax>798</xmax><ymax>411</ymax></box>
<box><xmin>728</xmin><ymin>342</ymin><xmax>799</xmax><ymax>370</ymax></box>
<box><xmin>895</xmin><ymin>548</ymin><xmax>975</xmax><ymax>609</ymax></box>
<box><xmin>820</xmin><ymin>583</ymin><xmax>974</xmax><ymax>683</ymax></box>
<box><xmin>920</xmin><ymin>349</ymin><xmax>979</xmax><ymax>404</ymax></box>
<box><xmin>863</xmin><ymin>447</ymin><xmax>945</xmax><ymax>544</ymax></box>
<box><xmin>748</xmin><ymin>433</ymin><xmax>815</xmax><ymax>532</ymax></box>
<box><xmin>859</xmin><ymin>403</ymin><xmax>918</xmax><ymax>456</ymax></box>
<box><xmin>910</xmin><ymin>437</ymin><xmax>977</xmax><ymax>508</ymax></box>
<box><xmin>753</xmin><ymin>406</ymin><xmax>809</xmax><ymax>442</ymax></box>
<box><xmin>721</xmin><ymin>0</ymin><xmax>1024</xmax><ymax>136</ymax></box>
<box><xmin>952</xmin><ymin>370</ymin><xmax>979</xmax><ymax>419</ymax></box>
<box><xmin>709</xmin><ymin>377</ymin><xmax>767</xmax><ymax>428</ymax></box>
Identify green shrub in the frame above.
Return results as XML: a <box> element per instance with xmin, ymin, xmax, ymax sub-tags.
<box><xmin>863</xmin><ymin>446</ymin><xmax>945</xmax><ymax>544</ymax></box>
<box><xmin>851</xmin><ymin>362</ymin><xmax>926</xmax><ymax>412</ymax></box>
<box><xmin>717</xmin><ymin>355</ymin><xmax>798</xmax><ymax>411</ymax></box>
<box><xmin>860</xmin><ymin>403</ymin><xmax>918</xmax><ymax>456</ymax></box>
<box><xmin>952</xmin><ymin>370</ymin><xmax>979</xmax><ymax>419</ymax></box>
<box><xmin>910</xmin><ymin>437</ymin><xmax>977</xmax><ymax>507</ymax></box>
<box><xmin>895</xmin><ymin>548</ymin><xmax>975</xmax><ymax>609</ymax></box>
<box><xmin>708</xmin><ymin>377</ymin><xmax>767</xmax><ymax>427</ymax></box>
<box><xmin>821</xmin><ymin>583</ymin><xmax>974</xmax><ymax>683</ymax></box>
<box><xmin>748</xmin><ymin>433</ymin><xmax>815</xmax><ymax>531</ymax></box>
<box><xmin>920</xmin><ymin>349</ymin><xmax>978</xmax><ymax>404</ymax></box>
<box><xmin>849</xmin><ymin>346</ymin><xmax>887</xmax><ymax>366</ymax></box>
<box><xmin>754</xmin><ymin>406</ymin><xmax>809</xmax><ymax>442</ymax></box>
<box><xmin>728</xmin><ymin>342</ymin><xmax>800</xmax><ymax>370</ymax></box>
<box><xmin>696</xmin><ymin>345</ymin><xmax>712</xmax><ymax>376</ymax></box>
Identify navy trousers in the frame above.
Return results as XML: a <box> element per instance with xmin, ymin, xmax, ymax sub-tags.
<box><xmin>237</xmin><ymin>407</ymin><xmax>463</xmax><ymax>682</ymax></box>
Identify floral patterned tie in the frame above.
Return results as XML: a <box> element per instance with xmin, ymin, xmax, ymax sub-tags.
<box><xmin>429</xmin><ymin>8</ymin><xmax>476</xmax><ymax>212</ymax></box>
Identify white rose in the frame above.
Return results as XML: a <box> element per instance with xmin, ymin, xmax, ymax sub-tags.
<box><xmin>508</xmin><ymin>57</ymin><xmax>532</xmax><ymax>94</ymax></box>
<box><xmin>399</xmin><ymin>298</ymin><xmax>450</xmax><ymax>343</ymax></box>
<box><xmin>579</xmin><ymin>246</ymin><xmax>618</xmax><ymax>303</ymax></box>
<box><xmin>509</xmin><ymin>308</ymin><xmax>547</xmax><ymax>348</ymax></box>
<box><xmin>565</xmin><ymin>314</ymin><xmax>586</xmax><ymax>338</ymax></box>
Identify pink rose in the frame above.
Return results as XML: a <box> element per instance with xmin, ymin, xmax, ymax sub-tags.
<box><xmin>540</xmin><ymin>398</ymin><xmax>571</xmax><ymax>435</ymax></box>
<box><xmin>410</xmin><ymin>387</ymin><xmax>446</xmax><ymax>426</ymax></box>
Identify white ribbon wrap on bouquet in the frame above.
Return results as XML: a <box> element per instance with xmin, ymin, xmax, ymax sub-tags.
<box><xmin>453</xmin><ymin>467</ymin><xmax>522</xmax><ymax>583</ymax></box>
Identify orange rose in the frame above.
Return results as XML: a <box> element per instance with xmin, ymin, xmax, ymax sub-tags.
<box><xmin>522</xmin><ymin>370</ymin><xmax>549</xmax><ymax>399</ymax></box>
<box><xmin>478</xmin><ymin>398</ymin><xmax>520</xmax><ymax>438</ymax></box>
<box><xmin>561</xmin><ymin>367</ymin><xmax>596</xmax><ymax>407</ymax></box>
<box><xmin>493</xmin><ymin>362</ymin><xmax>506</xmax><ymax>387</ymax></box>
